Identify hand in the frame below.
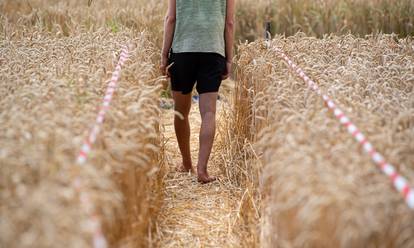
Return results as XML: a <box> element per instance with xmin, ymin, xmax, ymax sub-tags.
<box><xmin>160</xmin><ymin>54</ymin><xmax>170</xmax><ymax>77</ymax></box>
<box><xmin>222</xmin><ymin>61</ymin><xmax>232</xmax><ymax>80</ymax></box>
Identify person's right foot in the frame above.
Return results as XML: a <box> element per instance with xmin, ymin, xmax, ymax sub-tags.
<box><xmin>197</xmin><ymin>172</ymin><xmax>216</xmax><ymax>184</ymax></box>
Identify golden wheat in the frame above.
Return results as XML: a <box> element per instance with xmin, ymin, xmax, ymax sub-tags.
<box><xmin>2</xmin><ymin>0</ymin><xmax>414</xmax><ymax>247</ymax></box>
<box><xmin>229</xmin><ymin>33</ymin><xmax>414</xmax><ymax>247</ymax></box>
<box><xmin>0</xmin><ymin>28</ymin><xmax>164</xmax><ymax>247</ymax></box>
<box><xmin>236</xmin><ymin>0</ymin><xmax>414</xmax><ymax>41</ymax></box>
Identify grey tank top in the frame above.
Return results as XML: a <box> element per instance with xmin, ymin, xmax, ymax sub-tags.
<box><xmin>172</xmin><ymin>0</ymin><xmax>226</xmax><ymax>57</ymax></box>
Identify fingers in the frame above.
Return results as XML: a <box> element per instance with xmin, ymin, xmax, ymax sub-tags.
<box><xmin>160</xmin><ymin>65</ymin><xmax>167</xmax><ymax>76</ymax></box>
<box><xmin>160</xmin><ymin>55</ymin><xmax>169</xmax><ymax>76</ymax></box>
<box><xmin>222</xmin><ymin>61</ymin><xmax>231</xmax><ymax>80</ymax></box>
<box><xmin>160</xmin><ymin>65</ymin><xmax>172</xmax><ymax>77</ymax></box>
<box><xmin>165</xmin><ymin>62</ymin><xmax>174</xmax><ymax>77</ymax></box>
<box><xmin>166</xmin><ymin>62</ymin><xmax>174</xmax><ymax>69</ymax></box>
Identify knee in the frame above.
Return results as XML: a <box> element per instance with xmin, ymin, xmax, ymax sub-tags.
<box><xmin>201</xmin><ymin>111</ymin><xmax>216</xmax><ymax>122</ymax></box>
<box><xmin>174</xmin><ymin>110</ymin><xmax>189</xmax><ymax>121</ymax></box>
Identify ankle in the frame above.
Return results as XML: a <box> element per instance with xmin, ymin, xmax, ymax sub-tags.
<box><xmin>197</xmin><ymin>168</ymin><xmax>208</xmax><ymax>176</ymax></box>
<box><xmin>183</xmin><ymin>163</ymin><xmax>192</xmax><ymax>168</ymax></box>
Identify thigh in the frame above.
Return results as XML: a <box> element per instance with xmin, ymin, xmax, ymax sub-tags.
<box><xmin>196</xmin><ymin>53</ymin><xmax>226</xmax><ymax>94</ymax></box>
<box><xmin>169</xmin><ymin>53</ymin><xmax>198</xmax><ymax>95</ymax></box>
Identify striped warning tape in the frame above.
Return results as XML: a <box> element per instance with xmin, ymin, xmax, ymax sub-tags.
<box><xmin>77</xmin><ymin>46</ymin><xmax>129</xmax><ymax>164</ymax></box>
<box><xmin>73</xmin><ymin>45</ymin><xmax>129</xmax><ymax>248</ymax></box>
<box><xmin>268</xmin><ymin>43</ymin><xmax>414</xmax><ymax>209</ymax></box>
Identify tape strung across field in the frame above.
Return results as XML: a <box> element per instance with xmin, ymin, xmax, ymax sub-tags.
<box><xmin>73</xmin><ymin>45</ymin><xmax>129</xmax><ymax>248</ymax></box>
<box><xmin>267</xmin><ymin>43</ymin><xmax>414</xmax><ymax>210</ymax></box>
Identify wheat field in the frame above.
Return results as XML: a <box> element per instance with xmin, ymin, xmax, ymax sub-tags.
<box><xmin>236</xmin><ymin>0</ymin><xmax>414</xmax><ymax>41</ymax></box>
<box><xmin>0</xmin><ymin>29</ymin><xmax>165</xmax><ymax>247</ymax></box>
<box><xmin>1</xmin><ymin>0</ymin><xmax>414</xmax><ymax>247</ymax></box>
<box><xmin>1</xmin><ymin>1</ymin><xmax>165</xmax><ymax>247</ymax></box>
<box><xmin>227</xmin><ymin>34</ymin><xmax>414</xmax><ymax>247</ymax></box>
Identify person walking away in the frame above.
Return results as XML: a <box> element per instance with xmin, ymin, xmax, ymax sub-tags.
<box><xmin>160</xmin><ymin>0</ymin><xmax>235</xmax><ymax>183</ymax></box>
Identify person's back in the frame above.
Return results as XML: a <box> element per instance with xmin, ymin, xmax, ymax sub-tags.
<box><xmin>172</xmin><ymin>0</ymin><xmax>226</xmax><ymax>57</ymax></box>
<box><xmin>161</xmin><ymin>0</ymin><xmax>235</xmax><ymax>183</ymax></box>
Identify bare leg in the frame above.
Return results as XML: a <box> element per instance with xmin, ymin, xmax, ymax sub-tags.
<box><xmin>197</xmin><ymin>92</ymin><xmax>218</xmax><ymax>183</ymax></box>
<box><xmin>172</xmin><ymin>91</ymin><xmax>193</xmax><ymax>173</ymax></box>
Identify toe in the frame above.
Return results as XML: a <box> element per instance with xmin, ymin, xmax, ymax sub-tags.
<box><xmin>197</xmin><ymin>176</ymin><xmax>217</xmax><ymax>184</ymax></box>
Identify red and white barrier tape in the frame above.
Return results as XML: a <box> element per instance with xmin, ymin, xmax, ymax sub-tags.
<box><xmin>268</xmin><ymin>44</ymin><xmax>414</xmax><ymax>209</ymax></box>
<box><xmin>73</xmin><ymin>45</ymin><xmax>129</xmax><ymax>248</ymax></box>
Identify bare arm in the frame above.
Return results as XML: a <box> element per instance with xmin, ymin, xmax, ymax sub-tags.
<box><xmin>160</xmin><ymin>0</ymin><xmax>176</xmax><ymax>76</ymax></box>
<box><xmin>224</xmin><ymin>0</ymin><xmax>235</xmax><ymax>61</ymax></box>
<box><xmin>223</xmin><ymin>0</ymin><xmax>235</xmax><ymax>79</ymax></box>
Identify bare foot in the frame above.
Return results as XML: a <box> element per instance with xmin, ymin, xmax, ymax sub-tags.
<box><xmin>197</xmin><ymin>173</ymin><xmax>217</xmax><ymax>184</ymax></box>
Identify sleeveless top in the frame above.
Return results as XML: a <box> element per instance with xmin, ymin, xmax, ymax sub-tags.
<box><xmin>172</xmin><ymin>0</ymin><xmax>226</xmax><ymax>57</ymax></box>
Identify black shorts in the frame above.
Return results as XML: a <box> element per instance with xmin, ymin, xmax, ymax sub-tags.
<box><xmin>168</xmin><ymin>52</ymin><xmax>226</xmax><ymax>95</ymax></box>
